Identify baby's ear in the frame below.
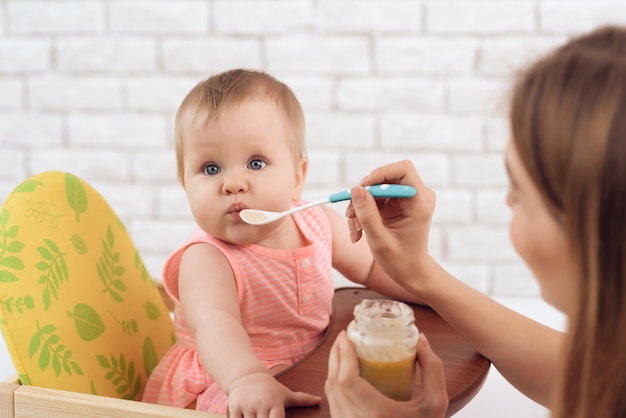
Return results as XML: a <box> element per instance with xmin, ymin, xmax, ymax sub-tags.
<box><xmin>292</xmin><ymin>157</ymin><xmax>308</xmax><ymax>201</ymax></box>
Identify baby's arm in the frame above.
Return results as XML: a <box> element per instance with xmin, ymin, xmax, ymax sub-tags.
<box><xmin>323</xmin><ymin>206</ymin><xmax>425</xmax><ymax>304</ymax></box>
<box><xmin>178</xmin><ymin>243</ymin><xmax>320</xmax><ymax>416</ymax></box>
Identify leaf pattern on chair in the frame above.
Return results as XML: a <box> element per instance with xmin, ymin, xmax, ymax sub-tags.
<box><xmin>90</xmin><ymin>380</ymin><xmax>98</xmax><ymax>395</ymax></box>
<box><xmin>69</xmin><ymin>234</ymin><xmax>88</xmax><ymax>254</ymax></box>
<box><xmin>110</xmin><ymin>311</ymin><xmax>138</xmax><ymax>336</ymax></box>
<box><xmin>96</xmin><ymin>352</ymin><xmax>142</xmax><ymax>400</ymax></box>
<box><xmin>64</xmin><ymin>173</ymin><xmax>87</xmax><ymax>222</ymax></box>
<box><xmin>98</xmin><ymin>225</ymin><xmax>127</xmax><ymax>302</ymax></box>
<box><xmin>36</xmin><ymin>239</ymin><xmax>69</xmax><ymax>310</ymax></box>
<box><xmin>29</xmin><ymin>321</ymin><xmax>84</xmax><ymax>377</ymax></box>
<box><xmin>0</xmin><ymin>171</ymin><xmax>175</xmax><ymax>400</ymax></box>
<box><xmin>0</xmin><ymin>208</ymin><xmax>25</xmax><ymax>283</ymax></box>
<box><xmin>67</xmin><ymin>303</ymin><xmax>105</xmax><ymax>341</ymax></box>
<box><xmin>0</xmin><ymin>208</ymin><xmax>36</xmax><ymax>313</ymax></box>
<box><xmin>143</xmin><ymin>336</ymin><xmax>159</xmax><ymax>378</ymax></box>
<box><xmin>1</xmin><ymin>294</ymin><xmax>35</xmax><ymax>314</ymax></box>
<box><xmin>14</xmin><ymin>179</ymin><xmax>43</xmax><ymax>193</ymax></box>
<box><xmin>23</xmin><ymin>199</ymin><xmax>64</xmax><ymax>228</ymax></box>
<box><xmin>143</xmin><ymin>301</ymin><xmax>161</xmax><ymax>320</ymax></box>
<box><xmin>134</xmin><ymin>250</ymin><xmax>152</xmax><ymax>284</ymax></box>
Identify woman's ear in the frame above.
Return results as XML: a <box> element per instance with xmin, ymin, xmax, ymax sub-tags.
<box><xmin>292</xmin><ymin>157</ymin><xmax>308</xmax><ymax>201</ymax></box>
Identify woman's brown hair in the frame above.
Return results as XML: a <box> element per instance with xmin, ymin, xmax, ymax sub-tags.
<box><xmin>510</xmin><ymin>26</ymin><xmax>626</xmax><ymax>417</ymax></box>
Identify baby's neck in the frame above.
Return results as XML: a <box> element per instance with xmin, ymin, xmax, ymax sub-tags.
<box><xmin>252</xmin><ymin>218</ymin><xmax>308</xmax><ymax>250</ymax></box>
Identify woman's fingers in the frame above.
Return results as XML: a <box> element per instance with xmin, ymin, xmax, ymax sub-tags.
<box><xmin>359</xmin><ymin>159</ymin><xmax>416</xmax><ymax>188</ymax></box>
<box><xmin>415</xmin><ymin>334</ymin><xmax>449</xmax><ymax>416</ymax></box>
<box><xmin>337</xmin><ymin>331</ymin><xmax>360</xmax><ymax>379</ymax></box>
<box><xmin>326</xmin><ymin>331</ymin><xmax>354</xmax><ymax>416</ymax></box>
<box><xmin>327</xmin><ymin>331</ymin><xmax>359</xmax><ymax>386</ymax></box>
<box><xmin>347</xmin><ymin>186</ymin><xmax>387</xmax><ymax>246</ymax></box>
<box><xmin>326</xmin><ymin>331</ymin><xmax>383</xmax><ymax>417</ymax></box>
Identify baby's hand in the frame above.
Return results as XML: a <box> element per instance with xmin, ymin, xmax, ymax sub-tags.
<box><xmin>227</xmin><ymin>372</ymin><xmax>321</xmax><ymax>418</ymax></box>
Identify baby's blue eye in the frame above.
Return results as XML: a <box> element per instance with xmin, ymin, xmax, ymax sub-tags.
<box><xmin>203</xmin><ymin>164</ymin><xmax>220</xmax><ymax>176</ymax></box>
<box><xmin>249</xmin><ymin>159</ymin><xmax>266</xmax><ymax>171</ymax></box>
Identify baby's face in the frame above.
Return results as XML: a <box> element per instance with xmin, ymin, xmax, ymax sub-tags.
<box><xmin>181</xmin><ymin>98</ymin><xmax>306</xmax><ymax>245</ymax></box>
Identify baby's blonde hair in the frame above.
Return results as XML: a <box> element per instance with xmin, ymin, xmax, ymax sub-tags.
<box><xmin>175</xmin><ymin>69</ymin><xmax>307</xmax><ymax>185</ymax></box>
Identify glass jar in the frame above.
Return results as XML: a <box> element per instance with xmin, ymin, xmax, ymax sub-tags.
<box><xmin>346</xmin><ymin>299</ymin><xmax>419</xmax><ymax>401</ymax></box>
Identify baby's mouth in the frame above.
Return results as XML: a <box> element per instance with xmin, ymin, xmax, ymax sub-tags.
<box><xmin>228</xmin><ymin>202</ymin><xmax>247</xmax><ymax>218</ymax></box>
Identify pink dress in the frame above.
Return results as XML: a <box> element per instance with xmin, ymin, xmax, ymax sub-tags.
<box><xmin>142</xmin><ymin>206</ymin><xmax>335</xmax><ymax>413</ymax></box>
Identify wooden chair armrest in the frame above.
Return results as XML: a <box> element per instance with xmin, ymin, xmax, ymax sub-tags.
<box><xmin>0</xmin><ymin>379</ymin><xmax>223</xmax><ymax>418</ymax></box>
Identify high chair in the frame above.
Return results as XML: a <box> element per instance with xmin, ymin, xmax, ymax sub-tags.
<box><xmin>0</xmin><ymin>171</ymin><xmax>220</xmax><ymax>417</ymax></box>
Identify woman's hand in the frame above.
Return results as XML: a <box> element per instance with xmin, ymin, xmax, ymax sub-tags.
<box><xmin>325</xmin><ymin>331</ymin><xmax>448</xmax><ymax>418</ymax></box>
<box><xmin>346</xmin><ymin>160</ymin><xmax>437</xmax><ymax>293</ymax></box>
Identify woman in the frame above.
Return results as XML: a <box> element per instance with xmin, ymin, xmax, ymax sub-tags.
<box><xmin>326</xmin><ymin>25</ymin><xmax>626</xmax><ymax>418</ymax></box>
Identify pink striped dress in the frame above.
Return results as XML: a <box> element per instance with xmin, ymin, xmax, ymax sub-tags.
<box><xmin>142</xmin><ymin>206</ymin><xmax>335</xmax><ymax>413</ymax></box>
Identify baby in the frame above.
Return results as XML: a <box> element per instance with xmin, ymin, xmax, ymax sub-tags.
<box><xmin>142</xmin><ymin>68</ymin><xmax>423</xmax><ymax>416</ymax></box>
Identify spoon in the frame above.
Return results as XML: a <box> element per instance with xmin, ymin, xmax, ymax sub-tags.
<box><xmin>239</xmin><ymin>184</ymin><xmax>416</xmax><ymax>225</ymax></box>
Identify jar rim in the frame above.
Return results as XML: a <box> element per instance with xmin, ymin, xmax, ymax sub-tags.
<box><xmin>353</xmin><ymin>298</ymin><xmax>415</xmax><ymax>321</ymax></box>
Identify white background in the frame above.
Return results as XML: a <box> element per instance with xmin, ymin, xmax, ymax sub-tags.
<box><xmin>0</xmin><ymin>0</ymin><xmax>620</xmax><ymax>416</ymax></box>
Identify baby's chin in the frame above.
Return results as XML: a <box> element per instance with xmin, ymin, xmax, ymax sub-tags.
<box><xmin>212</xmin><ymin>228</ymin><xmax>262</xmax><ymax>246</ymax></box>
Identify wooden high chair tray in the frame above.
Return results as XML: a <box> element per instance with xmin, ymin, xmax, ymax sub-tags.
<box><xmin>276</xmin><ymin>287</ymin><xmax>491</xmax><ymax>418</ymax></box>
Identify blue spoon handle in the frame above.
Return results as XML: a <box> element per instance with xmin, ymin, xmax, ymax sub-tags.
<box><xmin>328</xmin><ymin>184</ymin><xmax>416</xmax><ymax>203</ymax></box>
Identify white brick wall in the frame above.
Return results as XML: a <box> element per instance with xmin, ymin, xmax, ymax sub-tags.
<box><xmin>1</xmin><ymin>0</ymin><xmax>624</xmax><ymax>297</ymax></box>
